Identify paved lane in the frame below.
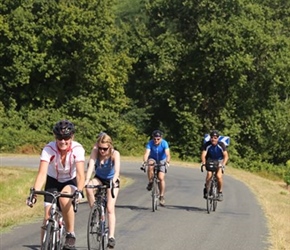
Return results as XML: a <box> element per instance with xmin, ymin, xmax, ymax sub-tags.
<box><xmin>0</xmin><ymin>157</ymin><xmax>270</xmax><ymax>249</ymax></box>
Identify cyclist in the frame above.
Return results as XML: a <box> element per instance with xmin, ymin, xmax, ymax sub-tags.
<box><xmin>85</xmin><ymin>133</ymin><xmax>120</xmax><ymax>249</ymax></box>
<box><xmin>26</xmin><ymin>120</ymin><xmax>85</xmax><ymax>250</ymax></box>
<box><xmin>201</xmin><ymin>130</ymin><xmax>228</xmax><ymax>201</ymax></box>
<box><xmin>142</xmin><ymin>130</ymin><xmax>171</xmax><ymax>206</ymax></box>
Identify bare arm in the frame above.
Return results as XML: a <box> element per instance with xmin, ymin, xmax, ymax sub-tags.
<box><xmin>113</xmin><ymin>150</ymin><xmax>121</xmax><ymax>183</ymax></box>
<box><xmin>85</xmin><ymin>147</ymin><xmax>97</xmax><ymax>185</ymax></box>
<box><xmin>201</xmin><ymin>150</ymin><xmax>207</xmax><ymax>164</ymax></box>
<box><xmin>165</xmin><ymin>148</ymin><xmax>171</xmax><ymax>163</ymax></box>
<box><xmin>143</xmin><ymin>148</ymin><xmax>150</xmax><ymax>162</ymax></box>
<box><xmin>222</xmin><ymin>150</ymin><xmax>229</xmax><ymax>166</ymax></box>
<box><xmin>33</xmin><ymin>161</ymin><xmax>49</xmax><ymax>190</ymax></box>
<box><xmin>76</xmin><ymin>161</ymin><xmax>85</xmax><ymax>191</ymax></box>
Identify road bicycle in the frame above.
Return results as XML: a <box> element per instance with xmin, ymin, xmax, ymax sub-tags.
<box><xmin>141</xmin><ymin>162</ymin><xmax>167</xmax><ymax>212</ymax></box>
<box><xmin>201</xmin><ymin>161</ymin><xmax>224</xmax><ymax>214</ymax></box>
<box><xmin>85</xmin><ymin>182</ymin><xmax>115</xmax><ymax>250</ymax></box>
<box><xmin>27</xmin><ymin>188</ymin><xmax>78</xmax><ymax>250</ymax></box>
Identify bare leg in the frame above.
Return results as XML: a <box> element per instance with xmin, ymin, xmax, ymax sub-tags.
<box><xmin>107</xmin><ymin>188</ymin><xmax>119</xmax><ymax>239</ymax></box>
<box><xmin>59</xmin><ymin>185</ymin><xmax>75</xmax><ymax>234</ymax></box>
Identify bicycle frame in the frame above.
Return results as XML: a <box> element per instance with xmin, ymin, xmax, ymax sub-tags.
<box><xmin>152</xmin><ymin>164</ymin><xmax>160</xmax><ymax>212</ymax></box>
<box><xmin>28</xmin><ymin>188</ymin><xmax>77</xmax><ymax>250</ymax></box>
<box><xmin>206</xmin><ymin>172</ymin><xmax>218</xmax><ymax>214</ymax></box>
<box><xmin>86</xmin><ymin>184</ymin><xmax>115</xmax><ymax>250</ymax></box>
<box><xmin>201</xmin><ymin>163</ymin><xmax>224</xmax><ymax>214</ymax></box>
<box><xmin>141</xmin><ymin>162</ymin><xmax>166</xmax><ymax>212</ymax></box>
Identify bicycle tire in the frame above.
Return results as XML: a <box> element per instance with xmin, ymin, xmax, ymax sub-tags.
<box><xmin>212</xmin><ymin>181</ymin><xmax>218</xmax><ymax>212</ymax></box>
<box><xmin>206</xmin><ymin>187</ymin><xmax>211</xmax><ymax>214</ymax></box>
<box><xmin>42</xmin><ymin>221</ymin><xmax>54</xmax><ymax>250</ymax></box>
<box><xmin>55</xmin><ymin>212</ymin><xmax>65</xmax><ymax>250</ymax></box>
<box><xmin>87</xmin><ymin>206</ymin><xmax>102</xmax><ymax>250</ymax></box>
<box><xmin>101</xmin><ymin>227</ymin><xmax>109</xmax><ymax>250</ymax></box>
<box><xmin>152</xmin><ymin>180</ymin><xmax>158</xmax><ymax>212</ymax></box>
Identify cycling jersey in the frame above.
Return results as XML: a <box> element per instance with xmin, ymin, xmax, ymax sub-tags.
<box><xmin>202</xmin><ymin>141</ymin><xmax>227</xmax><ymax>160</ymax></box>
<box><xmin>40</xmin><ymin>141</ymin><xmax>85</xmax><ymax>183</ymax></box>
<box><xmin>94</xmin><ymin>157</ymin><xmax>115</xmax><ymax>180</ymax></box>
<box><xmin>146</xmin><ymin>139</ymin><xmax>169</xmax><ymax>162</ymax></box>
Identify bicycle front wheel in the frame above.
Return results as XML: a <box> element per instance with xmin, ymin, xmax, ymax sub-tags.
<box><xmin>42</xmin><ymin>221</ymin><xmax>54</xmax><ymax>250</ymax></box>
<box><xmin>152</xmin><ymin>181</ymin><xmax>159</xmax><ymax>212</ymax></box>
<box><xmin>206</xmin><ymin>188</ymin><xmax>212</xmax><ymax>214</ymax></box>
<box><xmin>101</xmin><ymin>227</ymin><xmax>109</xmax><ymax>250</ymax></box>
<box><xmin>55</xmin><ymin>212</ymin><xmax>66</xmax><ymax>250</ymax></box>
<box><xmin>212</xmin><ymin>182</ymin><xmax>218</xmax><ymax>212</ymax></box>
<box><xmin>87</xmin><ymin>206</ymin><xmax>102</xmax><ymax>250</ymax></box>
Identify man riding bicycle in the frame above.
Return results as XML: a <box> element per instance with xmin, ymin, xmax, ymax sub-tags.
<box><xmin>142</xmin><ymin>130</ymin><xmax>171</xmax><ymax>206</ymax></box>
<box><xmin>201</xmin><ymin>130</ymin><xmax>228</xmax><ymax>201</ymax></box>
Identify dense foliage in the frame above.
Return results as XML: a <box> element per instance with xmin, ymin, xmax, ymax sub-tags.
<box><xmin>1</xmin><ymin>0</ymin><xmax>290</xmax><ymax>182</ymax></box>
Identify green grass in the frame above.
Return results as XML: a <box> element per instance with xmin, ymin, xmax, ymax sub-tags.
<box><xmin>0</xmin><ymin>167</ymin><xmax>43</xmax><ymax>232</ymax></box>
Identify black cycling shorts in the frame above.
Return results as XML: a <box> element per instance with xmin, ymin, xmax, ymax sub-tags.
<box><xmin>94</xmin><ymin>175</ymin><xmax>120</xmax><ymax>188</ymax></box>
<box><xmin>44</xmin><ymin>175</ymin><xmax>77</xmax><ymax>203</ymax></box>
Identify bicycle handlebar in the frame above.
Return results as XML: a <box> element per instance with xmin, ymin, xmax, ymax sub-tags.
<box><xmin>140</xmin><ymin>162</ymin><xmax>168</xmax><ymax>173</ymax></box>
<box><xmin>28</xmin><ymin>188</ymin><xmax>79</xmax><ymax>212</ymax></box>
<box><xmin>200</xmin><ymin>164</ymin><xmax>225</xmax><ymax>174</ymax></box>
<box><xmin>85</xmin><ymin>180</ymin><xmax>115</xmax><ymax>199</ymax></box>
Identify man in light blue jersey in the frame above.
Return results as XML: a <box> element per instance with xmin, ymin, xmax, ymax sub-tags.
<box><xmin>142</xmin><ymin>130</ymin><xmax>171</xmax><ymax>206</ymax></box>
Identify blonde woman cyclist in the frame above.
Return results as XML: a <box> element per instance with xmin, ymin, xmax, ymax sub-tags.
<box><xmin>85</xmin><ymin>133</ymin><xmax>120</xmax><ymax>249</ymax></box>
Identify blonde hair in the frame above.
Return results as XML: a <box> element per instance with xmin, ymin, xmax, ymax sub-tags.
<box><xmin>96</xmin><ymin>133</ymin><xmax>114</xmax><ymax>158</ymax></box>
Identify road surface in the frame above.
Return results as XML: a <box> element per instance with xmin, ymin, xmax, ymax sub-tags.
<box><xmin>0</xmin><ymin>156</ymin><xmax>270</xmax><ymax>250</ymax></box>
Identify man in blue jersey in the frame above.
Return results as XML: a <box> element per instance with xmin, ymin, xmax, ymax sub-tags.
<box><xmin>201</xmin><ymin>130</ymin><xmax>228</xmax><ymax>201</ymax></box>
<box><xmin>142</xmin><ymin>130</ymin><xmax>171</xmax><ymax>206</ymax></box>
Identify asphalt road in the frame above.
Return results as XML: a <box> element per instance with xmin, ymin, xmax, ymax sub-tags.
<box><xmin>0</xmin><ymin>156</ymin><xmax>270</xmax><ymax>250</ymax></box>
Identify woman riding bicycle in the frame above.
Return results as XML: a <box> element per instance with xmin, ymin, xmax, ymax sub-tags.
<box><xmin>26</xmin><ymin>120</ymin><xmax>85</xmax><ymax>250</ymax></box>
<box><xmin>85</xmin><ymin>133</ymin><xmax>120</xmax><ymax>249</ymax></box>
<box><xmin>142</xmin><ymin>130</ymin><xmax>171</xmax><ymax>206</ymax></box>
<box><xmin>201</xmin><ymin>130</ymin><xmax>228</xmax><ymax>201</ymax></box>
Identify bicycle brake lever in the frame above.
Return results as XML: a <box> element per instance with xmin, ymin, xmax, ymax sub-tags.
<box><xmin>72</xmin><ymin>198</ymin><xmax>78</xmax><ymax>213</ymax></box>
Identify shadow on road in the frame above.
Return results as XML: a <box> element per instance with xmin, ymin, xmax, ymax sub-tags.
<box><xmin>116</xmin><ymin>205</ymin><xmax>151</xmax><ymax>211</ymax></box>
<box><xmin>22</xmin><ymin>245</ymin><xmax>40</xmax><ymax>250</ymax></box>
<box><xmin>165</xmin><ymin>204</ymin><xmax>205</xmax><ymax>212</ymax></box>
<box><xmin>116</xmin><ymin>204</ymin><xmax>205</xmax><ymax>212</ymax></box>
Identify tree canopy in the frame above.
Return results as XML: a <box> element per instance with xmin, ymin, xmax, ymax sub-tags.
<box><xmin>1</xmin><ymin>0</ymin><xmax>290</xmax><ymax>182</ymax></box>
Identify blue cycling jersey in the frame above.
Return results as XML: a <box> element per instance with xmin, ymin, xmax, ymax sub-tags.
<box><xmin>94</xmin><ymin>157</ymin><xmax>114</xmax><ymax>180</ymax></box>
<box><xmin>202</xmin><ymin>141</ymin><xmax>227</xmax><ymax>160</ymax></box>
<box><xmin>146</xmin><ymin>139</ymin><xmax>169</xmax><ymax>162</ymax></box>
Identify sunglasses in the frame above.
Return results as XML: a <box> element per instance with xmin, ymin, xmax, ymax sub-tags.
<box><xmin>154</xmin><ymin>137</ymin><xmax>161</xmax><ymax>141</ymax></box>
<box><xmin>56</xmin><ymin>136</ymin><xmax>71</xmax><ymax>141</ymax></box>
<box><xmin>210</xmin><ymin>136</ymin><xmax>218</xmax><ymax>139</ymax></box>
<box><xmin>98</xmin><ymin>147</ymin><xmax>109</xmax><ymax>151</ymax></box>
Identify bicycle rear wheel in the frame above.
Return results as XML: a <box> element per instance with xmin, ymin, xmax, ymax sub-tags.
<box><xmin>87</xmin><ymin>206</ymin><xmax>102</xmax><ymax>250</ymax></box>
<box><xmin>42</xmin><ymin>221</ymin><xmax>54</xmax><ymax>250</ymax></box>
<box><xmin>152</xmin><ymin>180</ymin><xmax>159</xmax><ymax>212</ymax></box>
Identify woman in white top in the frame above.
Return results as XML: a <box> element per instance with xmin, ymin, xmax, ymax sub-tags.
<box><xmin>28</xmin><ymin>120</ymin><xmax>85</xmax><ymax>250</ymax></box>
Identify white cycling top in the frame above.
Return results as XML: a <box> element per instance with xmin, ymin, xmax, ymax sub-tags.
<box><xmin>40</xmin><ymin>141</ymin><xmax>85</xmax><ymax>183</ymax></box>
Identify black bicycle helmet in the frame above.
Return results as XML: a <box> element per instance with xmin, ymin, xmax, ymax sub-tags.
<box><xmin>210</xmin><ymin>130</ymin><xmax>219</xmax><ymax>137</ymax></box>
<box><xmin>152</xmin><ymin>130</ymin><xmax>163</xmax><ymax>137</ymax></box>
<box><xmin>53</xmin><ymin>120</ymin><xmax>75</xmax><ymax>138</ymax></box>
